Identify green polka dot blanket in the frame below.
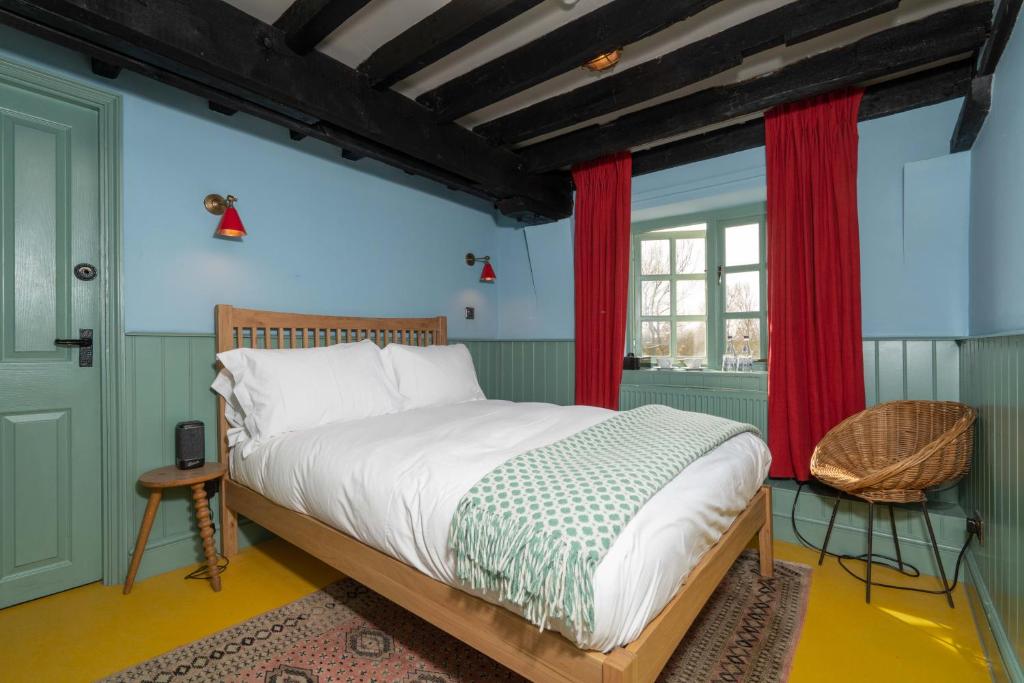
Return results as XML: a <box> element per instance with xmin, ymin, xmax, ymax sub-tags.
<box><xmin>448</xmin><ymin>404</ymin><xmax>759</xmax><ymax>642</ymax></box>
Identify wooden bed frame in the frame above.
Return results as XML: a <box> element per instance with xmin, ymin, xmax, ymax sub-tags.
<box><xmin>215</xmin><ymin>304</ymin><xmax>773</xmax><ymax>683</ymax></box>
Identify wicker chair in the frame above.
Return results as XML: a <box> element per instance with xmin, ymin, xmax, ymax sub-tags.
<box><xmin>810</xmin><ymin>400</ymin><xmax>976</xmax><ymax>605</ymax></box>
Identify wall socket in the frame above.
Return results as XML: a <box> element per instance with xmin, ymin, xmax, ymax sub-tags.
<box><xmin>465</xmin><ymin>306</ymin><xmax>475</xmax><ymax>320</ymax></box>
<box><xmin>967</xmin><ymin>512</ymin><xmax>984</xmax><ymax>545</ymax></box>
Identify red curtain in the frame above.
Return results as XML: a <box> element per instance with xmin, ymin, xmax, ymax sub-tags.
<box><xmin>572</xmin><ymin>152</ymin><xmax>632</xmax><ymax>409</ymax></box>
<box><xmin>765</xmin><ymin>90</ymin><xmax>866</xmax><ymax>481</ymax></box>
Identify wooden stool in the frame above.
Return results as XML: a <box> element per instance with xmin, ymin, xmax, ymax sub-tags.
<box><xmin>123</xmin><ymin>462</ymin><xmax>228</xmax><ymax>594</ymax></box>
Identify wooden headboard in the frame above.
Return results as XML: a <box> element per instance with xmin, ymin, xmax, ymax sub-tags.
<box><xmin>214</xmin><ymin>304</ymin><xmax>447</xmax><ymax>466</ymax></box>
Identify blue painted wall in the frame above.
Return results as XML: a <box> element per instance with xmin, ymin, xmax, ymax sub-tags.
<box><xmin>494</xmin><ymin>101</ymin><xmax>972</xmax><ymax>340</ymax></box>
<box><xmin>969</xmin><ymin>9</ymin><xmax>1024</xmax><ymax>336</ymax></box>
<box><xmin>0</xmin><ymin>26</ymin><xmax>502</xmax><ymax>339</ymax></box>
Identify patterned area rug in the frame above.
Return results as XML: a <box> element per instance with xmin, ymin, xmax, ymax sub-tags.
<box><xmin>102</xmin><ymin>552</ymin><xmax>811</xmax><ymax>683</ymax></box>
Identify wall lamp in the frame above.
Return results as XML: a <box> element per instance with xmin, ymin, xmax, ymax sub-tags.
<box><xmin>205</xmin><ymin>193</ymin><xmax>247</xmax><ymax>239</ymax></box>
<box><xmin>465</xmin><ymin>253</ymin><xmax>496</xmax><ymax>283</ymax></box>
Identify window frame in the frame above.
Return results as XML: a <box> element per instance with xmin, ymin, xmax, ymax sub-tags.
<box><xmin>627</xmin><ymin>202</ymin><xmax>767</xmax><ymax>368</ymax></box>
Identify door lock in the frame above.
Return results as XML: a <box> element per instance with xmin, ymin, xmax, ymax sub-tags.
<box><xmin>74</xmin><ymin>263</ymin><xmax>97</xmax><ymax>281</ymax></box>
<box><xmin>54</xmin><ymin>329</ymin><xmax>93</xmax><ymax>367</ymax></box>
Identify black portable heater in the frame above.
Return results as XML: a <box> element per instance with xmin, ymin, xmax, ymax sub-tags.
<box><xmin>175</xmin><ymin>420</ymin><xmax>206</xmax><ymax>470</ymax></box>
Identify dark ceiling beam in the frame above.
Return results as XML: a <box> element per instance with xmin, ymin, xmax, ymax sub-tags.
<box><xmin>0</xmin><ymin>5</ymin><xmax>497</xmax><ymax>207</ymax></box>
<box><xmin>273</xmin><ymin>0</ymin><xmax>371</xmax><ymax>55</ymax></box>
<box><xmin>977</xmin><ymin>0</ymin><xmax>1022</xmax><ymax>75</ymax></box>
<box><xmin>208</xmin><ymin>100</ymin><xmax>237</xmax><ymax>116</ymax></box>
<box><xmin>360</xmin><ymin>0</ymin><xmax>545</xmax><ymax>89</ymax></box>
<box><xmin>476</xmin><ymin>0</ymin><xmax>900</xmax><ymax>146</ymax></box>
<box><xmin>89</xmin><ymin>56</ymin><xmax>120</xmax><ymax>78</ymax></box>
<box><xmin>632</xmin><ymin>60</ymin><xmax>974</xmax><ymax>176</ymax></box>
<box><xmin>523</xmin><ymin>2</ymin><xmax>992</xmax><ymax>173</ymax></box>
<box><xmin>950</xmin><ymin>0</ymin><xmax>1021</xmax><ymax>152</ymax></box>
<box><xmin>950</xmin><ymin>74</ymin><xmax>993</xmax><ymax>152</ymax></box>
<box><xmin>0</xmin><ymin>0</ymin><xmax>572</xmax><ymax>221</ymax></box>
<box><xmin>416</xmin><ymin>0</ymin><xmax>723</xmax><ymax>122</ymax></box>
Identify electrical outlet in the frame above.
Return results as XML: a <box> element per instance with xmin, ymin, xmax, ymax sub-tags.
<box><xmin>967</xmin><ymin>512</ymin><xmax>984</xmax><ymax>545</ymax></box>
<box><xmin>465</xmin><ymin>306</ymin><xmax>475</xmax><ymax>320</ymax></box>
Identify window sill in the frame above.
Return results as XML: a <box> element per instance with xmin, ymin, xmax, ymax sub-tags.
<box><xmin>627</xmin><ymin>367</ymin><xmax>766</xmax><ymax>376</ymax></box>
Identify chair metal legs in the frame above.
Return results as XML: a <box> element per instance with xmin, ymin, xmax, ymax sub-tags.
<box><xmin>888</xmin><ymin>503</ymin><xmax>904</xmax><ymax>571</ymax></box>
<box><xmin>866</xmin><ymin>501</ymin><xmax>874</xmax><ymax>603</ymax></box>
<box><xmin>818</xmin><ymin>496</ymin><xmax>841</xmax><ymax>565</ymax></box>
<box><xmin>819</xmin><ymin>494</ymin><xmax>953</xmax><ymax>607</ymax></box>
<box><xmin>922</xmin><ymin>499</ymin><xmax>955</xmax><ymax>608</ymax></box>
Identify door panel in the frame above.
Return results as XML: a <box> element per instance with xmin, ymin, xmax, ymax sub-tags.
<box><xmin>2</xmin><ymin>411</ymin><xmax>69</xmax><ymax>573</ymax></box>
<box><xmin>0</xmin><ymin>77</ymin><xmax>103</xmax><ymax>607</ymax></box>
<box><xmin>8</xmin><ymin>117</ymin><xmax>69</xmax><ymax>359</ymax></box>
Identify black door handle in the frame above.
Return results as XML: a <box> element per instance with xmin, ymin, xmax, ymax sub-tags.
<box><xmin>54</xmin><ymin>337</ymin><xmax>92</xmax><ymax>348</ymax></box>
<box><xmin>54</xmin><ymin>329</ymin><xmax>93</xmax><ymax>366</ymax></box>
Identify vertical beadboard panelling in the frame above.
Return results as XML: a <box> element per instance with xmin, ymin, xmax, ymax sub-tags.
<box><xmin>457</xmin><ymin>340</ymin><xmax>575</xmax><ymax>405</ymax></box>
<box><xmin>123</xmin><ymin>334</ymin><xmax>269</xmax><ymax>581</ymax></box>
<box><xmin>960</xmin><ymin>335</ymin><xmax>1024</xmax><ymax>678</ymax></box>
<box><xmin>619</xmin><ymin>383</ymin><xmax>768</xmax><ymax>434</ymax></box>
<box><xmin>862</xmin><ymin>339</ymin><xmax>959</xmax><ymax>406</ymax></box>
<box><xmin>861</xmin><ymin>339</ymin><xmax>961</xmax><ymax>503</ymax></box>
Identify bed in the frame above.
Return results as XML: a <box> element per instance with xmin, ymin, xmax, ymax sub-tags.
<box><xmin>214</xmin><ymin>305</ymin><xmax>774</xmax><ymax>683</ymax></box>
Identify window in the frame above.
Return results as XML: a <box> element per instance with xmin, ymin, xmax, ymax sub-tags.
<box><xmin>629</xmin><ymin>203</ymin><xmax>766</xmax><ymax>369</ymax></box>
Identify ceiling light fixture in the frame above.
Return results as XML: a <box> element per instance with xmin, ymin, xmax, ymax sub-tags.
<box><xmin>583</xmin><ymin>49</ymin><xmax>622</xmax><ymax>72</ymax></box>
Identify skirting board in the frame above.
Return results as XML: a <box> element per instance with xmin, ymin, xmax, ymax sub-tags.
<box><xmin>965</xmin><ymin>550</ymin><xmax>1024</xmax><ymax>683</ymax></box>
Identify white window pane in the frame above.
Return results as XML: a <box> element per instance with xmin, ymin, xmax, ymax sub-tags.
<box><xmin>641</xmin><ymin>321</ymin><xmax>670</xmax><ymax>357</ymax></box>
<box><xmin>640</xmin><ymin>240</ymin><xmax>669</xmax><ymax>275</ymax></box>
<box><xmin>675</xmin><ymin>280</ymin><xmax>706</xmax><ymax>315</ymax></box>
<box><xmin>726</xmin><ymin>319</ymin><xmax>762</xmax><ymax>358</ymax></box>
<box><xmin>674</xmin><ymin>238</ymin><xmax>705</xmax><ymax>274</ymax></box>
<box><xmin>675</xmin><ymin>322</ymin><xmax>707</xmax><ymax>358</ymax></box>
<box><xmin>651</xmin><ymin>222</ymin><xmax>706</xmax><ymax>234</ymax></box>
<box><xmin>641</xmin><ymin>280</ymin><xmax>670</xmax><ymax>316</ymax></box>
<box><xmin>725</xmin><ymin>224</ymin><xmax>760</xmax><ymax>266</ymax></box>
<box><xmin>725</xmin><ymin>271</ymin><xmax>760</xmax><ymax>313</ymax></box>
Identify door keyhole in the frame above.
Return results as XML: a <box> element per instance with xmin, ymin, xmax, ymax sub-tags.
<box><xmin>74</xmin><ymin>263</ymin><xmax>97</xmax><ymax>281</ymax></box>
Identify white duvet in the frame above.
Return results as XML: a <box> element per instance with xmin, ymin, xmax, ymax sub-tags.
<box><xmin>232</xmin><ymin>400</ymin><xmax>771</xmax><ymax>651</ymax></box>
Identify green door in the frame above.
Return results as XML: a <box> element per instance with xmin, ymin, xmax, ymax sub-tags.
<box><xmin>0</xmin><ymin>76</ymin><xmax>104</xmax><ymax>607</ymax></box>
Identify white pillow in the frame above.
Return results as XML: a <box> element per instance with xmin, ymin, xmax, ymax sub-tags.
<box><xmin>214</xmin><ymin>340</ymin><xmax>401</xmax><ymax>445</ymax></box>
<box><xmin>211</xmin><ymin>369</ymin><xmax>256</xmax><ymax>456</ymax></box>
<box><xmin>382</xmin><ymin>343</ymin><xmax>485</xmax><ymax>409</ymax></box>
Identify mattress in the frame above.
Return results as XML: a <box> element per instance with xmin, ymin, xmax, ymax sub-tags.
<box><xmin>231</xmin><ymin>399</ymin><xmax>771</xmax><ymax>651</ymax></box>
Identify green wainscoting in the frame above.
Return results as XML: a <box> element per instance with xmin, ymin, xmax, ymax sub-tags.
<box><xmin>123</xmin><ymin>334</ymin><xmax>269</xmax><ymax>582</ymax></box>
<box><xmin>119</xmin><ymin>334</ymin><xmax>968</xmax><ymax>587</ymax></box>
<box><xmin>620</xmin><ymin>370</ymin><xmax>768</xmax><ymax>434</ymax></box>
<box><xmin>458</xmin><ymin>339</ymin><xmax>575</xmax><ymax>405</ymax></box>
<box><xmin>863</xmin><ymin>339</ymin><xmax>960</xmax><ymax>405</ymax></box>
<box><xmin>959</xmin><ymin>335</ymin><xmax>1024</xmax><ymax>681</ymax></box>
<box><xmin>616</xmin><ymin>339</ymin><xmax>965</xmax><ymax>572</ymax></box>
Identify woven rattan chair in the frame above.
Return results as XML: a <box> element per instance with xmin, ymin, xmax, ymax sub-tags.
<box><xmin>810</xmin><ymin>400</ymin><xmax>976</xmax><ymax>605</ymax></box>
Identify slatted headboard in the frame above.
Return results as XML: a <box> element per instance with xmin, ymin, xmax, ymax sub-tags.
<box><xmin>213</xmin><ymin>304</ymin><xmax>447</xmax><ymax>466</ymax></box>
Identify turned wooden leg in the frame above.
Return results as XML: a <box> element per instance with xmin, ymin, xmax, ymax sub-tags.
<box><xmin>192</xmin><ymin>482</ymin><xmax>222</xmax><ymax>592</ymax></box>
<box><xmin>124</xmin><ymin>490</ymin><xmax>162</xmax><ymax>594</ymax></box>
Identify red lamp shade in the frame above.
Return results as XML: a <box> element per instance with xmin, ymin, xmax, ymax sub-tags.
<box><xmin>215</xmin><ymin>206</ymin><xmax>247</xmax><ymax>238</ymax></box>
<box><xmin>479</xmin><ymin>261</ymin><xmax>496</xmax><ymax>282</ymax></box>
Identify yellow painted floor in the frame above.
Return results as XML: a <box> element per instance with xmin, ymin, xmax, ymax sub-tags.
<box><xmin>0</xmin><ymin>539</ymin><xmax>991</xmax><ymax>682</ymax></box>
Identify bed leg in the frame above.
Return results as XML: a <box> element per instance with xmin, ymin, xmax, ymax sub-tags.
<box><xmin>221</xmin><ymin>481</ymin><xmax>239</xmax><ymax>558</ymax></box>
<box><xmin>758</xmin><ymin>485</ymin><xmax>774</xmax><ymax>578</ymax></box>
<box><xmin>603</xmin><ymin>648</ymin><xmax>639</xmax><ymax>683</ymax></box>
